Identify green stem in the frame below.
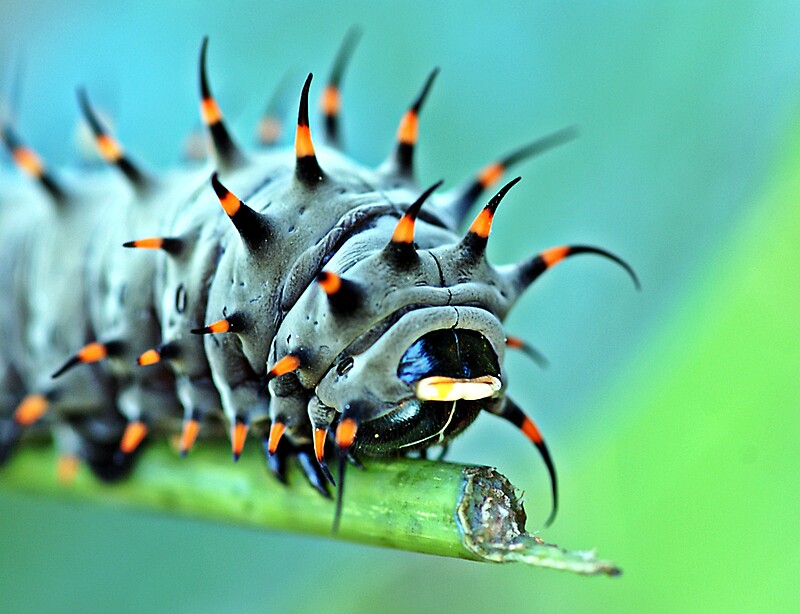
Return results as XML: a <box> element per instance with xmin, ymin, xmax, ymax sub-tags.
<box><xmin>0</xmin><ymin>442</ymin><xmax>619</xmax><ymax>575</ymax></box>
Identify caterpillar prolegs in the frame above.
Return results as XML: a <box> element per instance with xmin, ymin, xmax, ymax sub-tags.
<box><xmin>0</xmin><ymin>31</ymin><xmax>639</xmax><ymax>528</ymax></box>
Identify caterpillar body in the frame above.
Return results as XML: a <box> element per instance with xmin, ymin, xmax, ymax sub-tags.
<box><xmin>0</xmin><ymin>32</ymin><xmax>638</xmax><ymax>527</ymax></box>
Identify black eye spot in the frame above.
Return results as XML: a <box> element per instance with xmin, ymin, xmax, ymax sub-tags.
<box><xmin>337</xmin><ymin>357</ymin><xmax>354</xmax><ymax>376</ymax></box>
<box><xmin>175</xmin><ymin>284</ymin><xmax>187</xmax><ymax>314</ymax></box>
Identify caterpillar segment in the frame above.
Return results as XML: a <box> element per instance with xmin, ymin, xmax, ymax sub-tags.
<box><xmin>77</xmin><ymin>103</ymin><xmax>184</xmax><ymax>460</ymax></box>
<box><xmin>0</xmin><ymin>33</ymin><xmax>639</xmax><ymax>531</ymax></box>
<box><xmin>0</xmin><ymin>128</ymin><xmax>129</xmax><ymax>470</ymax></box>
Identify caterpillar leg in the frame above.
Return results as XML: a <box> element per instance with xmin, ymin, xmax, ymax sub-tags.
<box><xmin>0</xmin><ymin>365</ymin><xmax>25</xmax><ymax>465</ymax></box>
<box><xmin>68</xmin><ymin>409</ymin><xmax>145</xmax><ymax>482</ymax></box>
<box><xmin>295</xmin><ymin>443</ymin><xmax>332</xmax><ymax>498</ymax></box>
<box><xmin>0</xmin><ymin>419</ymin><xmax>22</xmax><ymax>466</ymax></box>
<box><xmin>264</xmin><ymin>431</ymin><xmax>331</xmax><ymax>498</ymax></box>
<box><xmin>52</xmin><ymin>423</ymin><xmax>83</xmax><ymax>484</ymax></box>
<box><xmin>0</xmin><ymin>392</ymin><xmax>51</xmax><ymax>466</ymax></box>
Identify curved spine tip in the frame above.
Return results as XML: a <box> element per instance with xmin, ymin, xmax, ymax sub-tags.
<box><xmin>295</xmin><ymin>73</ymin><xmax>325</xmax><ymax>185</ymax></box>
<box><xmin>464</xmin><ymin>176</ymin><xmax>522</xmax><ymax>247</ymax></box>
<box><xmin>445</xmin><ymin>127</ymin><xmax>579</xmax><ymax>224</ymax></box>
<box><xmin>322</xmin><ymin>26</ymin><xmax>363</xmax><ymax>147</ymax></box>
<box><xmin>231</xmin><ymin>416</ymin><xmax>249</xmax><ymax>461</ymax></box>
<box><xmin>492</xmin><ymin>397</ymin><xmax>558</xmax><ymax>527</ymax></box>
<box><xmin>210</xmin><ymin>172</ymin><xmax>272</xmax><ymax>251</ymax></box>
<box><xmin>122</xmin><ymin>237</ymin><xmax>183</xmax><ymax>255</ymax></box>
<box><xmin>505</xmin><ymin>335</ymin><xmax>549</xmax><ymax>369</ymax></box>
<box><xmin>390</xmin><ymin>68</ymin><xmax>439</xmax><ymax>178</ymax></box>
<box><xmin>76</xmin><ymin>88</ymin><xmax>151</xmax><ymax>191</ymax></box>
<box><xmin>191</xmin><ymin>313</ymin><xmax>244</xmax><ymax>335</ymax></box>
<box><xmin>267</xmin><ymin>421</ymin><xmax>286</xmax><ymax>455</ymax></box>
<box><xmin>388</xmin><ymin>179</ymin><xmax>443</xmax><ymax>249</ymax></box>
<box><xmin>179</xmin><ymin>415</ymin><xmax>202</xmax><ymax>456</ymax></box>
<box><xmin>511</xmin><ymin>244</ymin><xmax>640</xmax><ymax>299</ymax></box>
<box><xmin>198</xmin><ymin>37</ymin><xmax>244</xmax><ymax>168</ymax></box>
<box><xmin>1</xmin><ymin>123</ymin><xmax>67</xmax><ymax>203</ymax></box>
<box><xmin>266</xmin><ymin>354</ymin><xmax>301</xmax><ymax>382</ymax></box>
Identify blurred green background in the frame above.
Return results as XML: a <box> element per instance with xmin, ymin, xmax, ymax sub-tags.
<box><xmin>1</xmin><ymin>1</ymin><xmax>799</xmax><ymax>612</ymax></box>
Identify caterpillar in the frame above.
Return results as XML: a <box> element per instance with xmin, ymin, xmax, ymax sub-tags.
<box><xmin>0</xmin><ymin>30</ymin><xmax>638</xmax><ymax>529</ymax></box>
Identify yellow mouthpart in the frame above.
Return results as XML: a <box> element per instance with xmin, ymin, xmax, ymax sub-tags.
<box><xmin>414</xmin><ymin>375</ymin><xmax>502</xmax><ymax>402</ymax></box>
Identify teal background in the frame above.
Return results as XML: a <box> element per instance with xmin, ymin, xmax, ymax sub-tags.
<box><xmin>1</xmin><ymin>1</ymin><xmax>799</xmax><ymax>612</ymax></box>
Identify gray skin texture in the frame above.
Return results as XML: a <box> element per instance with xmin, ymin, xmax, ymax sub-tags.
<box><xmin>1</xmin><ymin>131</ymin><xmax>532</xmax><ymax>461</ymax></box>
<box><xmin>1</xmin><ymin>172</ymin><xmax>120</xmax><ymax>456</ymax></box>
<box><xmin>196</xmin><ymin>145</ymin><xmax>522</xmax><ymax>450</ymax></box>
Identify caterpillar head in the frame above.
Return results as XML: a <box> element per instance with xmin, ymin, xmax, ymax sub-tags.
<box><xmin>314</xmin><ymin>305</ymin><xmax>507</xmax><ymax>454</ymax></box>
<box><xmin>304</xmin><ymin>300</ymin><xmax>509</xmax><ymax>534</ymax></box>
<box><xmin>270</xmin><ymin>180</ymin><xmax>517</xmax><ymax>452</ymax></box>
<box><xmin>262</xmin><ymin>176</ymin><xmax>638</xmax><ymax>529</ymax></box>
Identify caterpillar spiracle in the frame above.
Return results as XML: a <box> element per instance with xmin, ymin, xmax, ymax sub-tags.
<box><xmin>0</xmin><ymin>30</ymin><xmax>639</xmax><ymax>529</ymax></box>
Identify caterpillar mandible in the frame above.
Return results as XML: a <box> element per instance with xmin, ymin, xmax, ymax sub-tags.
<box><xmin>0</xmin><ymin>30</ymin><xmax>639</xmax><ymax>529</ymax></box>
